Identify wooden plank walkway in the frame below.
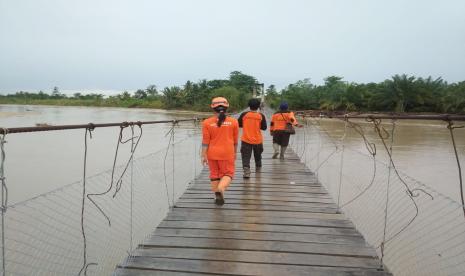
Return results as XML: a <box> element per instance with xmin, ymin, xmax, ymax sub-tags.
<box><xmin>115</xmin><ymin>137</ymin><xmax>392</xmax><ymax>276</ymax></box>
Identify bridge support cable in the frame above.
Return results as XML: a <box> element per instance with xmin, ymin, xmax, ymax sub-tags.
<box><xmin>0</xmin><ymin>119</ymin><xmax>199</xmax><ymax>135</ymax></box>
<box><xmin>1</xmin><ymin>130</ymin><xmax>8</xmax><ymax>276</ymax></box>
<box><xmin>129</xmin><ymin>125</ymin><xmax>135</xmax><ymax>258</ymax></box>
<box><xmin>380</xmin><ymin>120</ymin><xmax>396</xmax><ymax>270</ymax></box>
<box><xmin>446</xmin><ymin>120</ymin><xmax>465</xmax><ymax>219</ymax></box>
<box><xmin>191</xmin><ymin>118</ymin><xmax>201</xmax><ymax>188</ymax></box>
<box><xmin>0</xmin><ymin>118</ymin><xmax>202</xmax><ymax>275</ymax></box>
<box><xmin>371</xmin><ymin>118</ymin><xmax>434</xmax><ymax>245</ymax></box>
<box><xmin>79</xmin><ymin>127</ymin><xmax>97</xmax><ymax>276</ymax></box>
<box><xmin>163</xmin><ymin>121</ymin><xmax>179</xmax><ymax>209</ymax></box>
<box><xmin>336</xmin><ymin>119</ymin><xmax>378</xmax><ymax>210</ymax></box>
<box><xmin>336</xmin><ymin>118</ymin><xmax>348</xmax><ymax>212</ymax></box>
<box><xmin>172</xmin><ymin>123</ymin><xmax>176</xmax><ymax>208</ymax></box>
<box><xmin>292</xmin><ymin>113</ymin><xmax>465</xmax><ymax>276</ymax></box>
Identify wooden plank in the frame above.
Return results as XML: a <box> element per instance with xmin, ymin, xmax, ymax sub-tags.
<box><xmin>165</xmin><ymin>212</ymin><xmax>353</xmax><ymax>228</ymax></box>
<box><xmin>158</xmin><ymin>220</ymin><xmax>362</xmax><ymax>236</ymax></box>
<box><xmin>130</xmin><ymin>247</ymin><xmax>380</xmax><ymax>268</ymax></box>
<box><xmin>176</xmin><ymin>198</ymin><xmax>337</xmax><ymax>209</ymax></box>
<box><xmin>114</xmin><ymin>268</ymin><xmax>222</xmax><ymax>276</ymax></box>
<box><xmin>236</xmin><ymin>163</ymin><xmax>304</xmax><ymax>166</ymax></box>
<box><xmin>190</xmin><ymin>180</ymin><xmax>322</xmax><ymax>186</ymax></box>
<box><xmin>201</xmin><ymin>166</ymin><xmax>314</xmax><ymax>171</ymax></box>
<box><xmin>116</xmin><ymin>144</ymin><xmax>392</xmax><ymax>275</ymax></box>
<box><xmin>199</xmin><ymin>169</ymin><xmax>315</xmax><ymax>174</ymax></box>
<box><xmin>169</xmin><ymin>208</ymin><xmax>346</xmax><ymax>220</ymax></box>
<box><xmin>180</xmin><ymin>193</ymin><xmax>335</xmax><ymax>204</ymax></box>
<box><xmin>188</xmin><ymin>183</ymin><xmax>323</xmax><ymax>189</ymax></box>
<box><xmin>195</xmin><ymin>171</ymin><xmax>316</xmax><ymax>177</ymax></box>
<box><xmin>201</xmin><ymin>171</ymin><xmax>316</xmax><ymax>177</ymax></box>
<box><xmin>174</xmin><ymin>202</ymin><xmax>338</xmax><ymax>213</ymax></box>
<box><xmin>190</xmin><ymin>180</ymin><xmax>321</xmax><ymax>186</ymax></box>
<box><xmin>119</xmin><ymin>257</ymin><xmax>391</xmax><ymax>276</ymax></box>
<box><xmin>190</xmin><ymin>183</ymin><xmax>325</xmax><ymax>189</ymax></box>
<box><xmin>152</xmin><ymin>228</ymin><xmax>365</xmax><ymax>246</ymax></box>
<box><xmin>187</xmin><ymin>186</ymin><xmax>328</xmax><ymax>194</ymax></box>
<box><xmin>142</xmin><ymin>236</ymin><xmax>376</xmax><ymax>258</ymax></box>
<box><xmin>184</xmin><ymin>190</ymin><xmax>334</xmax><ymax>199</ymax></box>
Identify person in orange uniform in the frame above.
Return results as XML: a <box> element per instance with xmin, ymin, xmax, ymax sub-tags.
<box><xmin>202</xmin><ymin>97</ymin><xmax>239</xmax><ymax>206</ymax></box>
<box><xmin>238</xmin><ymin>98</ymin><xmax>267</xmax><ymax>178</ymax></box>
<box><xmin>270</xmin><ymin>102</ymin><xmax>300</xmax><ymax>160</ymax></box>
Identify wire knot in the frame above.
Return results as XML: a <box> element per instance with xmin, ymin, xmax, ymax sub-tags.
<box><xmin>1</xmin><ymin>128</ymin><xmax>8</xmax><ymax>136</ymax></box>
<box><xmin>410</xmin><ymin>188</ymin><xmax>434</xmax><ymax>200</ymax></box>
<box><xmin>120</xmin><ymin>122</ymin><xmax>129</xmax><ymax>128</ymax></box>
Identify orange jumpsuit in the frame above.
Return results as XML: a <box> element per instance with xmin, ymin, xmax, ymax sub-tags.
<box><xmin>270</xmin><ymin>111</ymin><xmax>298</xmax><ymax>147</ymax></box>
<box><xmin>202</xmin><ymin>116</ymin><xmax>239</xmax><ymax>181</ymax></box>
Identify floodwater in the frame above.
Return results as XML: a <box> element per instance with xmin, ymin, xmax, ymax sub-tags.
<box><xmin>1</xmin><ymin>105</ymin><xmax>463</xmax><ymax>205</ymax></box>
<box><xmin>1</xmin><ymin>105</ymin><xmax>464</xmax><ymax>276</ymax></box>
<box><xmin>292</xmin><ymin>118</ymin><xmax>465</xmax><ymax>276</ymax></box>
<box><xmin>1</xmin><ymin>105</ymin><xmax>464</xmax><ymax>206</ymax></box>
<box><xmin>0</xmin><ymin>104</ymin><xmax>203</xmax><ymax>205</ymax></box>
<box><xmin>304</xmin><ymin>118</ymin><xmax>465</xmax><ymax>203</ymax></box>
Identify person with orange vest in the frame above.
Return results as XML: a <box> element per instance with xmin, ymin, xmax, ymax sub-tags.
<box><xmin>238</xmin><ymin>98</ymin><xmax>267</xmax><ymax>178</ymax></box>
<box><xmin>270</xmin><ymin>102</ymin><xmax>301</xmax><ymax>159</ymax></box>
<box><xmin>202</xmin><ymin>97</ymin><xmax>239</xmax><ymax>205</ymax></box>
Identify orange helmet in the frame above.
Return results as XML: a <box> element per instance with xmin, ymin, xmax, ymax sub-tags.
<box><xmin>211</xmin><ymin>97</ymin><xmax>229</xmax><ymax>108</ymax></box>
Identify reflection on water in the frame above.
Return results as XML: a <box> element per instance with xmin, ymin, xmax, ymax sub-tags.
<box><xmin>0</xmin><ymin>104</ymin><xmax>202</xmax><ymax>204</ymax></box>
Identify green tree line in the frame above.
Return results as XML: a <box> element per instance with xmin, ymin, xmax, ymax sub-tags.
<box><xmin>1</xmin><ymin>72</ymin><xmax>465</xmax><ymax>113</ymax></box>
<box><xmin>0</xmin><ymin>71</ymin><xmax>257</xmax><ymax>112</ymax></box>
<box><xmin>267</xmin><ymin>75</ymin><xmax>465</xmax><ymax>113</ymax></box>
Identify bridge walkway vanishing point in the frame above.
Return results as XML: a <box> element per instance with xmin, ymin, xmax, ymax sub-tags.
<box><xmin>115</xmin><ymin>135</ymin><xmax>392</xmax><ymax>276</ymax></box>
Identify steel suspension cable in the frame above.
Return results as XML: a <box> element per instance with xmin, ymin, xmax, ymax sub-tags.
<box><xmin>172</xmin><ymin>124</ymin><xmax>176</xmax><ymax>207</ymax></box>
<box><xmin>129</xmin><ymin>125</ymin><xmax>135</xmax><ymax>254</ymax></box>
<box><xmin>113</xmin><ymin>124</ymin><xmax>143</xmax><ymax>198</ymax></box>
<box><xmin>78</xmin><ymin>127</ymin><xmax>97</xmax><ymax>276</ymax></box>
<box><xmin>380</xmin><ymin>119</ymin><xmax>396</xmax><ymax>270</ymax></box>
<box><xmin>0</xmin><ymin>119</ymin><xmax>198</xmax><ymax>134</ymax></box>
<box><xmin>336</xmin><ymin>118</ymin><xmax>349</xmax><ymax>211</ymax></box>
<box><xmin>370</xmin><ymin>118</ymin><xmax>434</xmax><ymax>245</ymax></box>
<box><xmin>163</xmin><ymin>121</ymin><xmax>178</xmax><ymax>208</ymax></box>
<box><xmin>1</xmin><ymin>129</ymin><xmax>8</xmax><ymax>275</ymax></box>
<box><xmin>446</xmin><ymin>120</ymin><xmax>465</xmax><ymax>219</ymax></box>
<box><xmin>339</xmin><ymin>119</ymin><xmax>377</xmax><ymax>209</ymax></box>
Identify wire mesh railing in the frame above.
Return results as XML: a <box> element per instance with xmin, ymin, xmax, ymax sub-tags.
<box><xmin>291</xmin><ymin>116</ymin><xmax>465</xmax><ymax>276</ymax></box>
<box><xmin>0</xmin><ymin>120</ymin><xmax>202</xmax><ymax>275</ymax></box>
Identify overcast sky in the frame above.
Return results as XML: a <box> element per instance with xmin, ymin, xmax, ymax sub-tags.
<box><xmin>1</xmin><ymin>0</ymin><xmax>464</xmax><ymax>93</ymax></box>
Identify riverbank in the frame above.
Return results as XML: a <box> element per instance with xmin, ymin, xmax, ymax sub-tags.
<box><xmin>0</xmin><ymin>97</ymin><xmax>165</xmax><ymax>109</ymax></box>
<box><xmin>0</xmin><ymin>97</ymin><xmax>237</xmax><ymax>113</ymax></box>
<box><xmin>0</xmin><ymin>103</ymin><xmax>212</xmax><ymax>119</ymax></box>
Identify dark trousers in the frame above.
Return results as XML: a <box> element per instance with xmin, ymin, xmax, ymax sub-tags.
<box><xmin>240</xmin><ymin>141</ymin><xmax>264</xmax><ymax>168</ymax></box>
<box><xmin>272</xmin><ymin>131</ymin><xmax>291</xmax><ymax>146</ymax></box>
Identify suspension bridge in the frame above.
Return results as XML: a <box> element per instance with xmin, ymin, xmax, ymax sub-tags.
<box><xmin>0</xmin><ymin>110</ymin><xmax>464</xmax><ymax>276</ymax></box>
<box><xmin>115</xmin><ymin>134</ymin><xmax>390</xmax><ymax>276</ymax></box>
